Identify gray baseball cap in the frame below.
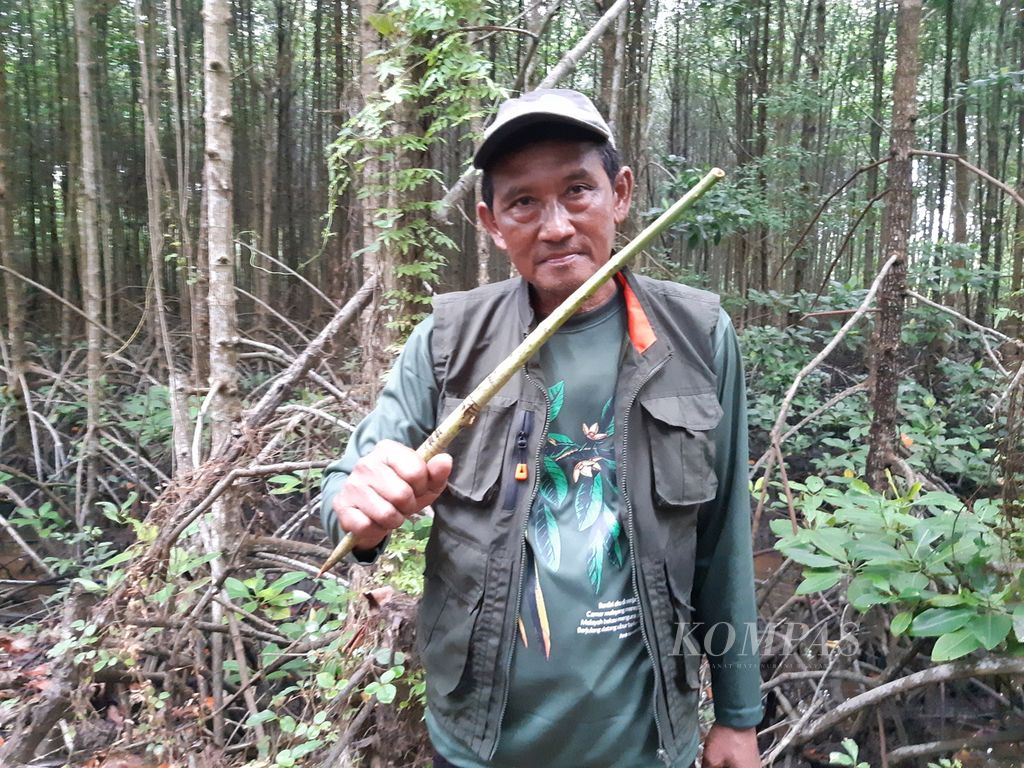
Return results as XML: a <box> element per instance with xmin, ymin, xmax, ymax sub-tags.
<box><xmin>473</xmin><ymin>89</ymin><xmax>615</xmax><ymax>170</ymax></box>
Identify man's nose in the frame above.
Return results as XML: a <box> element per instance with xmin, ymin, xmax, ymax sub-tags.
<box><xmin>538</xmin><ymin>201</ymin><xmax>574</xmax><ymax>241</ymax></box>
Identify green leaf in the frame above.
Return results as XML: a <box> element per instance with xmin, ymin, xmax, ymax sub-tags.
<box><xmin>805</xmin><ymin>528</ymin><xmax>848</xmax><ymax>563</ymax></box>
<box><xmin>316</xmin><ymin>671</ymin><xmax>335</xmax><ymax>689</ymax></box>
<box><xmin>1013</xmin><ymin>605</ymin><xmax>1024</xmax><ymax>643</ymax></box>
<box><xmin>969</xmin><ymin>613</ymin><xmax>1012</xmax><ymax>650</ymax></box>
<box><xmin>267</xmin><ymin>572</ymin><xmax>307</xmax><ymax>593</ymax></box>
<box><xmin>540</xmin><ymin>457</ymin><xmax>568</xmax><ymax>505</ymax></box>
<box><xmin>890</xmin><ymin>611</ymin><xmax>913</xmax><ymax>636</ymax></box>
<box><xmin>778</xmin><ymin>546</ymin><xmax>840</xmax><ymax>569</ymax></box>
<box><xmin>547</xmin><ymin>381</ymin><xmax>565</xmax><ymax>421</ymax></box>
<box><xmin>805</xmin><ymin>476</ymin><xmax>825</xmax><ymax>493</ymax></box>
<box><xmin>245</xmin><ymin>710</ymin><xmax>277</xmax><ymax>727</ymax></box>
<box><xmin>909</xmin><ymin>607</ymin><xmax>974</xmax><ymax>637</ymax></box>
<box><xmin>928</xmin><ymin>593</ymin><xmax>968</xmax><ymax>608</ymax></box>
<box><xmin>224</xmin><ymin>577</ymin><xmax>249</xmax><ymax>600</ymax></box>
<box><xmin>931</xmin><ymin>627</ymin><xmax>982</xmax><ymax>662</ymax></box>
<box><xmin>603</xmin><ymin>510</ymin><xmax>624</xmax><ymax>568</ymax></box>
<box><xmin>532</xmin><ymin>505</ymin><xmax>561</xmax><ymax>570</ymax></box>
<box><xmin>574</xmin><ymin>474</ymin><xmax>604</xmax><ymax>531</ymax></box>
<box><xmin>375</xmin><ymin>682</ymin><xmax>397</xmax><ymax>704</ymax></box>
<box><xmin>847</xmin><ymin>575</ymin><xmax>888</xmax><ymax>610</ymax></box>
<box><xmin>98</xmin><ymin>549</ymin><xmax>137</xmax><ymax>569</ymax></box>
<box><xmin>796</xmin><ymin>569</ymin><xmax>841</xmax><ymax>595</ymax></box>
<box><xmin>367</xmin><ymin>12</ymin><xmax>398</xmax><ymax>36</ymax></box>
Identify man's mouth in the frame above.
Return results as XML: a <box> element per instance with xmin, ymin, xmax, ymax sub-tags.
<box><xmin>541</xmin><ymin>252</ymin><xmax>583</xmax><ymax>267</ymax></box>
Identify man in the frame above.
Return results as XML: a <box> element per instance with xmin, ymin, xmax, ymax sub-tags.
<box><xmin>321</xmin><ymin>89</ymin><xmax>762</xmax><ymax>768</ymax></box>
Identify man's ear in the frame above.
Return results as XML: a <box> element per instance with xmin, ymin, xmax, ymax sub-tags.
<box><xmin>477</xmin><ymin>201</ymin><xmax>507</xmax><ymax>251</ymax></box>
<box><xmin>612</xmin><ymin>166</ymin><xmax>635</xmax><ymax>225</ymax></box>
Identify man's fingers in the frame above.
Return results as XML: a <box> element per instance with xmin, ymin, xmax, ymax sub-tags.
<box><xmin>335</xmin><ymin>442</ymin><xmax>448</xmax><ymax>549</ymax></box>
<box><xmin>421</xmin><ymin>453</ymin><xmax>453</xmax><ymax>502</ymax></box>
<box><xmin>333</xmin><ymin>498</ymin><xmax>390</xmax><ymax>551</ymax></box>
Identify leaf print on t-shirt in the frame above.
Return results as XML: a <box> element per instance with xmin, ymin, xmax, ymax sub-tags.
<box><xmin>535</xmin><ymin>387</ymin><xmax>627</xmax><ymax>593</ymax></box>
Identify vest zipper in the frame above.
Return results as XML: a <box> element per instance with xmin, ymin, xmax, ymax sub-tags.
<box><xmin>621</xmin><ymin>355</ymin><xmax>671</xmax><ymax>765</ymax></box>
<box><xmin>491</xmin><ymin>364</ymin><xmax>548</xmax><ymax>759</ymax></box>
<box><xmin>502</xmin><ymin>410</ymin><xmax>534</xmax><ymax>510</ymax></box>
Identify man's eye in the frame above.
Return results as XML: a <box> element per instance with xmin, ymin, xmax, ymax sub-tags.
<box><xmin>567</xmin><ymin>184</ymin><xmax>591</xmax><ymax>195</ymax></box>
<box><xmin>512</xmin><ymin>197</ymin><xmax>534</xmax><ymax>208</ymax></box>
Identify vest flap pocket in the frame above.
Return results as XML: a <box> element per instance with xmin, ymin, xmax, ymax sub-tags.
<box><xmin>641</xmin><ymin>392</ymin><xmax>723</xmax><ymax>430</ymax></box>
<box><xmin>440</xmin><ymin>395</ymin><xmax>516</xmax><ymax>503</ymax></box>
<box><xmin>641</xmin><ymin>392</ymin><xmax>722</xmax><ymax>507</ymax></box>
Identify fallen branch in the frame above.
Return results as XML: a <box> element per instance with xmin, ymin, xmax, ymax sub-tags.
<box><xmin>886</xmin><ymin>727</ymin><xmax>1024</xmax><ymax>764</ymax></box>
<box><xmin>785</xmin><ymin>656</ymin><xmax>1024</xmax><ymax>750</ymax></box>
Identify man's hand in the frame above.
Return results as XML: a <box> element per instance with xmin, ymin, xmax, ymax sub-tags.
<box><xmin>332</xmin><ymin>440</ymin><xmax>453</xmax><ymax>552</ymax></box>
<box><xmin>702</xmin><ymin>724</ymin><xmax>760</xmax><ymax>768</ymax></box>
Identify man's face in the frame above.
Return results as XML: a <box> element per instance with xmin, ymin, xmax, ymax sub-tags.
<box><xmin>477</xmin><ymin>140</ymin><xmax>634</xmax><ymax>316</ymax></box>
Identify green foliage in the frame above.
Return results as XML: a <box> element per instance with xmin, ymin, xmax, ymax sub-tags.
<box><xmin>224</xmin><ymin>571</ymin><xmax>313</xmax><ymax>621</ymax></box>
<box><xmin>772</xmin><ymin>475</ymin><xmax>1024</xmax><ymax>662</ymax></box>
<box><xmin>829</xmin><ymin>738</ymin><xmax>870</xmax><ymax>768</ymax></box>
<box><xmin>328</xmin><ymin>0</ymin><xmax>502</xmax><ymax>337</ymax></box>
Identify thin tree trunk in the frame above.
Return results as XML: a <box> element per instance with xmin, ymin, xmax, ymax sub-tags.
<box><xmin>136</xmin><ymin>0</ymin><xmax>192</xmax><ymax>473</ymax></box>
<box><xmin>202</xmin><ymin>0</ymin><xmax>241</xmax><ymax>746</ymax></box>
<box><xmin>793</xmin><ymin>0</ymin><xmax>824</xmax><ymax>295</ymax></box>
<box><xmin>866</xmin><ymin>0</ymin><xmax>921</xmax><ymax>491</ymax></box>
<box><xmin>74</xmin><ymin>0</ymin><xmax>105</xmax><ymax>520</ymax></box>
<box><xmin>950</xmin><ymin>2</ymin><xmax>978</xmax><ymax>311</ymax></box>
<box><xmin>1012</xmin><ymin>0</ymin><xmax>1024</xmax><ymax>337</ymax></box>
<box><xmin>864</xmin><ymin>0</ymin><xmax>890</xmax><ymax>286</ymax></box>
<box><xmin>0</xmin><ymin>41</ymin><xmax>34</xmax><ymax>464</ymax></box>
<box><xmin>166</xmin><ymin>0</ymin><xmax>194</xmax><ymax>334</ymax></box>
<box><xmin>357</xmin><ymin>0</ymin><xmax>386</xmax><ymax>383</ymax></box>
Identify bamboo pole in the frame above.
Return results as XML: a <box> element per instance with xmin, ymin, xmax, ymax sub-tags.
<box><xmin>318</xmin><ymin>168</ymin><xmax>725</xmax><ymax>575</ymax></box>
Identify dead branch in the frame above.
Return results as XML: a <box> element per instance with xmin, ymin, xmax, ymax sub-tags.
<box><xmin>785</xmin><ymin>656</ymin><xmax>1024</xmax><ymax>750</ymax></box>
<box><xmin>887</xmin><ymin>726</ymin><xmax>1024</xmax><ymax>764</ymax></box>
<box><xmin>910</xmin><ymin>149</ymin><xmax>1024</xmax><ymax>210</ymax></box>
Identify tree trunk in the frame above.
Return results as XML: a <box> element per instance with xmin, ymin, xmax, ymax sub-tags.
<box><xmin>863</xmin><ymin>0</ymin><xmax>890</xmax><ymax>286</ymax></box>
<box><xmin>1012</xmin><ymin>0</ymin><xmax>1024</xmax><ymax>337</ymax></box>
<box><xmin>865</xmin><ymin>0</ymin><xmax>921</xmax><ymax>491</ymax></box>
<box><xmin>74</xmin><ymin>0</ymin><xmax>105</xmax><ymax>519</ymax></box>
<box><xmin>0</xmin><ymin>41</ymin><xmax>34</xmax><ymax>464</ymax></box>
<box><xmin>357</xmin><ymin>0</ymin><xmax>387</xmax><ymax>384</ymax></box>
<box><xmin>202</xmin><ymin>0</ymin><xmax>242</xmax><ymax>745</ymax></box>
<box><xmin>949</xmin><ymin>2</ymin><xmax>978</xmax><ymax>311</ymax></box>
<box><xmin>136</xmin><ymin>0</ymin><xmax>193</xmax><ymax>473</ymax></box>
<box><xmin>793</xmin><ymin>0</ymin><xmax>824</xmax><ymax>295</ymax></box>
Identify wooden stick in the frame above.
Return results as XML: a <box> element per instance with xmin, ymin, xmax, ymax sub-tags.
<box><xmin>319</xmin><ymin>168</ymin><xmax>726</xmax><ymax>575</ymax></box>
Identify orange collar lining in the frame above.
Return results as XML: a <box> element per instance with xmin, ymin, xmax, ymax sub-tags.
<box><xmin>616</xmin><ymin>273</ymin><xmax>656</xmax><ymax>354</ymax></box>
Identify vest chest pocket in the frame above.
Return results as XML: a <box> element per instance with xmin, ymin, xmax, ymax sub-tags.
<box><xmin>439</xmin><ymin>395</ymin><xmax>516</xmax><ymax>503</ymax></box>
<box><xmin>641</xmin><ymin>392</ymin><xmax>723</xmax><ymax>507</ymax></box>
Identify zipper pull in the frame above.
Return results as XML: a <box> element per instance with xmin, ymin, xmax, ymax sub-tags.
<box><xmin>515</xmin><ymin>463</ymin><xmax>529</xmax><ymax>480</ymax></box>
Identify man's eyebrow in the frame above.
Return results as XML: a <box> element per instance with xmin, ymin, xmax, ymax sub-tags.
<box><xmin>497</xmin><ymin>168</ymin><xmax>597</xmax><ymax>202</ymax></box>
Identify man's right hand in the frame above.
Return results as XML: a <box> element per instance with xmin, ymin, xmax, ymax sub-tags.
<box><xmin>332</xmin><ymin>440</ymin><xmax>453</xmax><ymax>552</ymax></box>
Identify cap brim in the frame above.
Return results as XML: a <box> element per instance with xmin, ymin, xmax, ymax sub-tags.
<box><xmin>473</xmin><ymin>114</ymin><xmax>611</xmax><ymax>170</ymax></box>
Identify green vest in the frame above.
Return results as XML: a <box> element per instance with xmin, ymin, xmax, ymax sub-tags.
<box><xmin>419</xmin><ymin>268</ymin><xmax>722</xmax><ymax>765</ymax></box>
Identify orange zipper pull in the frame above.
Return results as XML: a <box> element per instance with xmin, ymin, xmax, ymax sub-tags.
<box><xmin>515</xmin><ymin>463</ymin><xmax>529</xmax><ymax>481</ymax></box>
